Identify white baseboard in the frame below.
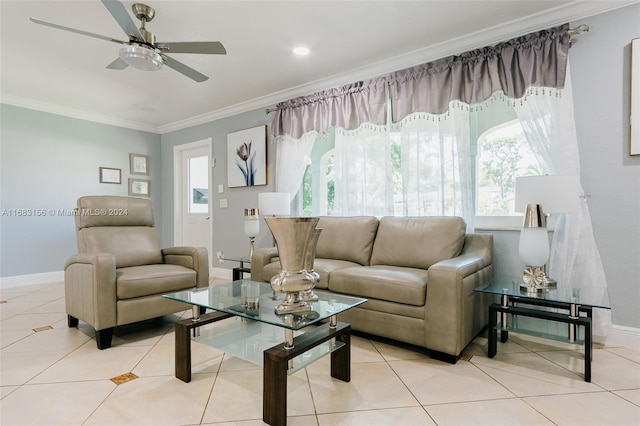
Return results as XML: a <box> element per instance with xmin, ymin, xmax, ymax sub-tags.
<box><xmin>211</xmin><ymin>267</ymin><xmax>250</xmax><ymax>280</ymax></box>
<box><xmin>0</xmin><ymin>271</ymin><xmax>64</xmax><ymax>289</ymax></box>
<box><xmin>211</xmin><ymin>267</ymin><xmax>233</xmax><ymax>280</ymax></box>
<box><xmin>605</xmin><ymin>325</ymin><xmax>640</xmax><ymax>351</ymax></box>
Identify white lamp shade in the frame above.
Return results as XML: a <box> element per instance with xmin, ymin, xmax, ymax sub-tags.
<box><xmin>119</xmin><ymin>45</ymin><xmax>163</xmax><ymax>71</ymax></box>
<box><xmin>515</xmin><ymin>175</ymin><xmax>580</xmax><ymax>213</ymax></box>
<box><xmin>519</xmin><ymin>227</ymin><xmax>550</xmax><ymax>267</ymax></box>
<box><xmin>258</xmin><ymin>192</ymin><xmax>290</xmax><ymax>216</ymax></box>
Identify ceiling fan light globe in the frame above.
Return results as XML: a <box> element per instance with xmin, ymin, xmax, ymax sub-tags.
<box><xmin>118</xmin><ymin>45</ymin><xmax>163</xmax><ymax>71</ymax></box>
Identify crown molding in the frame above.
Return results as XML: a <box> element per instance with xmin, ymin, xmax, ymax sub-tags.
<box><xmin>4</xmin><ymin>1</ymin><xmax>637</xmax><ymax>134</ymax></box>
<box><xmin>0</xmin><ymin>95</ymin><xmax>161</xmax><ymax>134</ymax></box>
<box><xmin>158</xmin><ymin>0</ymin><xmax>638</xmax><ymax>134</ymax></box>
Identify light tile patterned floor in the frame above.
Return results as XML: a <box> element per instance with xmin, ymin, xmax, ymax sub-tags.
<box><xmin>1</xmin><ymin>280</ymin><xmax>639</xmax><ymax>425</ymax></box>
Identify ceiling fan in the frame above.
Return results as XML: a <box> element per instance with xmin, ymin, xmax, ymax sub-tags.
<box><xmin>30</xmin><ymin>0</ymin><xmax>226</xmax><ymax>82</ymax></box>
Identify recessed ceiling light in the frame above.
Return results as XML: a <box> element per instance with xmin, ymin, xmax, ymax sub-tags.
<box><xmin>293</xmin><ymin>46</ymin><xmax>310</xmax><ymax>56</ymax></box>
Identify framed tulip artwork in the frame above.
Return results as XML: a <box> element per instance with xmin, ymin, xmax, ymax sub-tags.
<box><xmin>227</xmin><ymin>125</ymin><xmax>267</xmax><ymax>187</ymax></box>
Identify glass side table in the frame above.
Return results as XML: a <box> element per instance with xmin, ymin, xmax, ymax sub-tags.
<box><xmin>221</xmin><ymin>255</ymin><xmax>251</xmax><ymax>280</ymax></box>
<box><xmin>474</xmin><ymin>281</ymin><xmax>610</xmax><ymax>382</ymax></box>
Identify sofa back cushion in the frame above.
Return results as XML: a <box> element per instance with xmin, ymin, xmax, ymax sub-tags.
<box><xmin>370</xmin><ymin>216</ymin><xmax>466</xmax><ymax>269</ymax></box>
<box><xmin>315</xmin><ymin>216</ymin><xmax>379</xmax><ymax>265</ymax></box>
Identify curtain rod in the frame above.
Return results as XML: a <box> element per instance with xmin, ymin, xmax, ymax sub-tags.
<box><xmin>568</xmin><ymin>24</ymin><xmax>589</xmax><ymax>47</ymax></box>
<box><xmin>265</xmin><ymin>24</ymin><xmax>589</xmax><ymax>115</ymax></box>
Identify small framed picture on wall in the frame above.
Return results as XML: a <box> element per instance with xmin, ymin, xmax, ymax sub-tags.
<box><xmin>99</xmin><ymin>167</ymin><xmax>121</xmax><ymax>184</ymax></box>
<box><xmin>129</xmin><ymin>178</ymin><xmax>151</xmax><ymax>197</ymax></box>
<box><xmin>130</xmin><ymin>153</ymin><xmax>150</xmax><ymax>175</ymax></box>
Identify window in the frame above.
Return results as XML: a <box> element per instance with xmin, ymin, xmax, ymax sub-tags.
<box><xmin>301</xmin><ymin>150</ymin><xmax>334</xmax><ymax>216</ymax></box>
<box><xmin>298</xmin><ymin>100</ymin><xmax>547</xmax><ymax>227</ymax></box>
<box><xmin>475</xmin><ymin>120</ymin><xmax>545</xmax><ymax>217</ymax></box>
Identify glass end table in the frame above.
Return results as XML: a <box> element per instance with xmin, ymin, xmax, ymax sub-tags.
<box><xmin>164</xmin><ymin>280</ymin><xmax>367</xmax><ymax>425</ymax></box>
<box><xmin>220</xmin><ymin>255</ymin><xmax>251</xmax><ymax>280</ymax></box>
<box><xmin>474</xmin><ymin>281</ymin><xmax>610</xmax><ymax>382</ymax></box>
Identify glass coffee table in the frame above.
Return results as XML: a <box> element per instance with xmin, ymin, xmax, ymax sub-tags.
<box><xmin>164</xmin><ymin>280</ymin><xmax>367</xmax><ymax>425</ymax></box>
<box><xmin>475</xmin><ymin>281</ymin><xmax>610</xmax><ymax>382</ymax></box>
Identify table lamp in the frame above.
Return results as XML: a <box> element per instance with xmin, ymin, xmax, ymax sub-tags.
<box><xmin>258</xmin><ymin>192</ymin><xmax>291</xmax><ymax>217</ymax></box>
<box><xmin>515</xmin><ymin>175</ymin><xmax>580</xmax><ymax>292</ymax></box>
<box><xmin>244</xmin><ymin>208</ymin><xmax>259</xmax><ymax>259</ymax></box>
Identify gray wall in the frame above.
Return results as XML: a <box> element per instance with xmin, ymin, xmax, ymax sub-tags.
<box><xmin>160</xmin><ymin>109</ymin><xmax>277</xmax><ymax>264</ymax></box>
<box><xmin>0</xmin><ymin>104</ymin><xmax>162</xmax><ymax>277</ymax></box>
<box><xmin>569</xmin><ymin>5</ymin><xmax>640</xmax><ymax>328</ymax></box>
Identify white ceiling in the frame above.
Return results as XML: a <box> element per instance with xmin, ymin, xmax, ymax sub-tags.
<box><xmin>1</xmin><ymin>1</ymin><xmax>635</xmax><ymax>133</ymax></box>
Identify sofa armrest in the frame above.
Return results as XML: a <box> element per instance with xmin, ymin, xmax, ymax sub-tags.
<box><xmin>64</xmin><ymin>253</ymin><xmax>117</xmax><ymax>330</ymax></box>
<box><xmin>162</xmin><ymin>246</ymin><xmax>209</xmax><ymax>288</ymax></box>
<box><xmin>424</xmin><ymin>234</ymin><xmax>493</xmax><ymax>356</ymax></box>
<box><xmin>250</xmin><ymin>247</ymin><xmax>279</xmax><ymax>282</ymax></box>
<box><xmin>432</xmin><ymin>234</ymin><xmax>493</xmax><ymax>277</ymax></box>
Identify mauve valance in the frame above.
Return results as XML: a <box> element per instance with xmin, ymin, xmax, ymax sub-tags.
<box><xmin>272</xmin><ymin>23</ymin><xmax>570</xmax><ymax>138</ymax></box>
<box><xmin>271</xmin><ymin>79</ymin><xmax>388</xmax><ymax>139</ymax></box>
<box><xmin>390</xmin><ymin>23</ymin><xmax>570</xmax><ymax>122</ymax></box>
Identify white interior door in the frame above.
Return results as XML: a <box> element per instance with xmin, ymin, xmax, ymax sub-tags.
<box><xmin>174</xmin><ymin>139</ymin><xmax>212</xmax><ymax>268</ymax></box>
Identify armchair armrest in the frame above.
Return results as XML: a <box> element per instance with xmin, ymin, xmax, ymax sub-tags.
<box><xmin>250</xmin><ymin>247</ymin><xmax>279</xmax><ymax>282</ymax></box>
<box><xmin>64</xmin><ymin>253</ymin><xmax>117</xmax><ymax>330</ymax></box>
<box><xmin>162</xmin><ymin>246</ymin><xmax>209</xmax><ymax>288</ymax></box>
<box><xmin>424</xmin><ymin>234</ymin><xmax>493</xmax><ymax>356</ymax></box>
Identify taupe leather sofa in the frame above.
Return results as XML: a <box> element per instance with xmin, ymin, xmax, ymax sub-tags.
<box><xmin>251</xmin><ymin>216</ymin><xmax>493</xmax><ymax>362</ymax></box>
<box><xmin>64</xmin><ymin>196</ymin><xmax>209</xmax><ymax>349</ymax></box>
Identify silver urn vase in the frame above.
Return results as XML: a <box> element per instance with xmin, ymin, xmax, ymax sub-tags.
<box><xmin>264</xmin><ymin>217</ymin><xmax>319</xmax><ymax>314</ymax></box>
<box><xmin>300</xmin><ymin>228</ymin><xmax>322</xmax><ymax>302</ymax></box>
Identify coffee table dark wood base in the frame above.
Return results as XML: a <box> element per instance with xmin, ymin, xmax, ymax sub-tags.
<box><xmin>174</xmin><ymin>314</ymin><xmax>351</xmax><ymax>426</ymax></box>
<box><xmin>263</xmin><ymin>322</ymin><xmax>351</xmax><ymax>426</ymax></box>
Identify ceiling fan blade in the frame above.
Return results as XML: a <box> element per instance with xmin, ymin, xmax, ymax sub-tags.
<box><xmin>162</xmin><ymin>55</ymin><xmax>209</xmax><ymax>82</ymax></box>
<box><xmin>101</xmin><ymin>0</ymin><xmax>145</xmax><ymax>42</ymax></box>
<box><xmin>30</xmin><ymin>17</ymin><xmax>125</xmax><ymax>44</ymax></box>
<box><xmin>156</xmin><ymin>41</ymin><xmax>227</xmax><ymax>55</ymax></box>
<box><xmin>106</xmin><ymin>57</ymin><xmax>128</xmax><ymax>70</ymax></box>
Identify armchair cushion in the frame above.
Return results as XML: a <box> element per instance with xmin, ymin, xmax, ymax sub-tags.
<box><xmin>116</xmin><ymin>264</ymin><xmax>197</xmax><ymax>300</ymax></box>
<box><xmin>75</xmin><ymin>196</ymin><xmax>163</xmax><ymax>268</ymax></box>
<box><xmin>77</xmin><ymin>227</ymin><xmax>163</xmax><ymax>268</ymax></box>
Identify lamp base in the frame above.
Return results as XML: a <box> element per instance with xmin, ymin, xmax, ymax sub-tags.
<box><xmin>247</xmin><ymin>236</ymin><xmax>255</xmax><ymax>260</ymax></box>
<box><xmin>519</xmin><ymin>282</ymin><xmax>549</xmax><ymax>294</ymax></box>
<box><xmin>543</xmin><ymin>275</ymin><xmax>558</xmax><ymax>287</ymax></box>
<box><xmin>521</xmin><ymin>266</ymin><xmax>550</xmax><ymax>294</ymax></box>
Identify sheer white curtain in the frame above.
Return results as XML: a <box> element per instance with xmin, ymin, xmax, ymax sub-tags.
<box><xmin>333</xmin><ymin>125</ymin><xmax>393</xmax><ymax>216</ymax></box>
<box><xmin>514</xmin><ymin>65</ymin><xmax>611</xmax><ymax>340</ymax></box>
<box><xmin>394</xmin><ymin>107</ymin><xmax>474</xmax><ymax>230</ymax></box>
<box><xmin>274</xmin><ymin>132</ymin><xmax>316</xmax><ymax>200</ymax></box>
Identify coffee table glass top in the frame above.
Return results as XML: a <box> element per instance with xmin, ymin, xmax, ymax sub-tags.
<box><xmin>475</xmin><ymin>280</ymin><xmax>610</xmax><ymax>309</ymax></box>
<box><xmin>164</xmin><ymin>279</ymin><xmax>368</xmax><ymax>330</ymax></box>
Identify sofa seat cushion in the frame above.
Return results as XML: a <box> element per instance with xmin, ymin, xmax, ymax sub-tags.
<box><xmin>263</xmin><ymin>258</ymin><xmax>360</xmax><ymax>289</ymax></box>
<box><xmin>116</xmin><ymin>264</ymin><xmax>196</xmax><ymax>299</ymax></box>
<box><xmin>328</xmin><ymin>265</ymin><xmax>428</xmax><ymax>306</ymax></box>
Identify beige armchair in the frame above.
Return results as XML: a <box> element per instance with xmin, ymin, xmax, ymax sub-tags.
<box><xmin>64</xmin><ymin>196</ymin><xmax>208</xmax><ymax>349</ymax></box>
